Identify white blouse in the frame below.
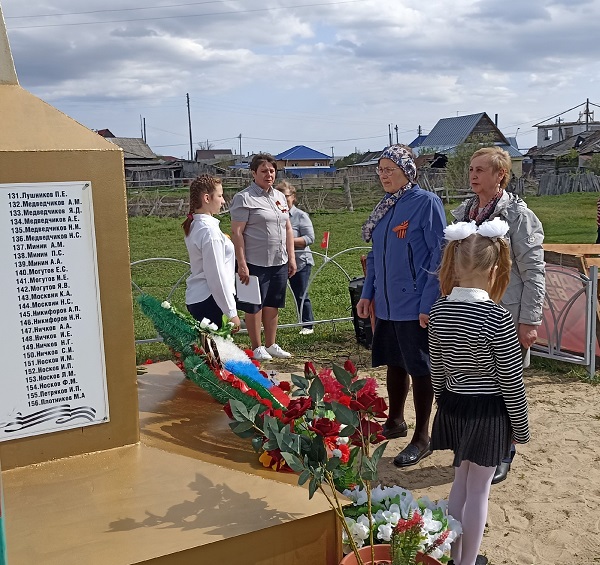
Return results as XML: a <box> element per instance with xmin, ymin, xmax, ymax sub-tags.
<box><xmin>185</xmin><ymin>214</ymin><xmax>237</xmax><ymax>319</ymax></box>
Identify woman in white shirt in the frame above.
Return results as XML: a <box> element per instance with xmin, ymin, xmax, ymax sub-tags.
<box><xmin>182</xmin><ymin>175</ymin><xmax>240</xmax><ymax>331</ymax></box>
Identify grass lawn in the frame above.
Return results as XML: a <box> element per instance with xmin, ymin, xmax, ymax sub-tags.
<box><xmin>130</xmin><ymin>190</ymin><xmax>600</xmax><ymax>376</ymax></box>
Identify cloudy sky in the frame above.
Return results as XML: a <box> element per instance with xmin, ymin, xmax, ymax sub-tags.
<box><xmin>2</xmin><ymin>0</ymin><xmax>599</xmax><ymax>159</ymax></box>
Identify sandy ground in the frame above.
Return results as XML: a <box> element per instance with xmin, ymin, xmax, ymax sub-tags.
<box><xmin>372</xmin><ymin>369</ymin><xmax>600</xmax><ymax>565</ymax></box>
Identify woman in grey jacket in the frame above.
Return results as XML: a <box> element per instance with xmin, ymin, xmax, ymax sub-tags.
<box><xmin>451</xmin><ymin>146</ymin><xmax>545</xmax><ymax>484</ymax></box>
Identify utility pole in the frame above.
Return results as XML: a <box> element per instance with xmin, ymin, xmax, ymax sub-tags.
<box><xmin>586</xmin><ymin>98</ymin><xmax>591</xmax><ymax>131</ymax></box>
<box><xmin>238</xmin><ymin>133</ymin><xmax>242</xmax><ymax>157</ymax></box>
<box><xmin>186</xmin><ymin>93</ymin><xmax>193</xmax><ymax>161</ymax></box>
<box><xmin>418</xmin><ymin>125</ymin><xmax>422</xmax><ymax>136</ymax></box>
<box><xmin>388</xmin><ymin>124</ymin><xmax>392</xmax><ymax>146</ymax></box>
<box><xmin>394</xmin><ymin>124</ymin><xmax>399</xmax><ymax>144</ymax></box>
<box><xmin>143</xmin><ymin>118</ymin><xmax>146</xmax><ymax>143</ymax></box>
<box><xmin>331</xmin><ymin>146</ymin><xmax>335</xmax><ymax>164</ymax></box>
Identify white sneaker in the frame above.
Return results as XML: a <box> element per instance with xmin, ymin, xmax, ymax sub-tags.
<box><xmin>299</xmin><ymin>327</ymin><xmax>314</xmax><ymax>335</ymax></box>
<box><xmin>253</xmin><ymin>346</ymin><xmax>272</xmax><ymax>361</ymax></box>
<box><xmin>265</xmin><ymin>344</ymin><xmax>292</xmax><ymax>359</ymax></box>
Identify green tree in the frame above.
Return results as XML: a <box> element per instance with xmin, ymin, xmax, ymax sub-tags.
<box><xmin>586</xmin><ymin>153</ymin><xmax>600</xmax><ymax>175</ymax></box>
<box><xmin>335</xmin><ymin>151</ymin><xmax>366</xmax><ymax>168</ymax></box>
<box><xmin>444</xmin><ymin>135</ymin><xmax>495</xmax><ymax>193</ymax></box>
<box><xmin>556</xmin><ymin>148</ymin><xmax>579</xmax><ymax>170</ymax></box>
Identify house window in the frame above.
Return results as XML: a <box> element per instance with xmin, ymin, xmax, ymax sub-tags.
<box><xmin>544</xmin><ymin>129</ymin><xmax>553</xmax><ymax>141</ymax></box>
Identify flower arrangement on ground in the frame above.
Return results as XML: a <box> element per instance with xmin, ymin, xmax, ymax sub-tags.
<box><xmin>137</xmin><ymin>295</ymin><xmax>290</xmax><ymax>410</ymax></box>
<box><xmin>342</xmin><ymin>485</ymin><xmax>461</xmax><ymax>564</ymax></box>
<box><xmin>227</xmin><ymin>359</ymin><xmax>392</xmax><ymax>565</ymax></box>
<box><xmin>137</xmin><ymin>294</ymin><xmax>461</xmax><ymax>565</ymax></box>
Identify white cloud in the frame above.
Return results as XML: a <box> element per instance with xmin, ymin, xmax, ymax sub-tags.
<box><xmin>2</xmin><ymin>0</ymin><xmax>600</xmax><ymax>157</ymax></box>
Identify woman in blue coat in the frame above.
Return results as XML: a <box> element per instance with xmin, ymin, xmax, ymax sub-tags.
<box><xmin>357</xmin><ymin>145</ymin><xmax>446</xmax><ymax>467</ymax></box>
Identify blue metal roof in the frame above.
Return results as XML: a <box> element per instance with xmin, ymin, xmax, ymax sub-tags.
<box><xmin>409</xmin><ymin>135</ymin><xmax>428</xmax><ymax>148</ymax></box>
<box><xmin>421</xmin><ymin>113</ymin><xmax>486</xmax><ymax>148</ymax></box>
<box><xmin>276</xmin><ymin>145</ymin><xmax>332</xmax><ymax>161</ymax></box>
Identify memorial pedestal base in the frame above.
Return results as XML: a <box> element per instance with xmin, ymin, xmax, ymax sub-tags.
<box><xmin>2</xmin><ymin>362</ymin><xmax>341</xmax><ymax>565</ymax></box>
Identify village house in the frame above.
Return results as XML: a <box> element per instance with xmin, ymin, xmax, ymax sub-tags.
<box><xmin>275</xmin><ymin>145</ymin><xmax>335</xmax><ymax>177</ymax></box>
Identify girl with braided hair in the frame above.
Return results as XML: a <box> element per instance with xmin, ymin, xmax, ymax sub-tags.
<box><xmin>429</xmin><ymin>218</ymin><xmax>530</xmax><ymax>565</ymax></box>
<box><xmin>182</xmin><ymin>175</ymin><xmax>240</xmax><ymax>332</ymax></box>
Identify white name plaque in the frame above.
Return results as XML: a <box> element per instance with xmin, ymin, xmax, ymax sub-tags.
<box><xmin>0</xmin><ymin>182</ymin><xmax>109</xmax><ymax>441</ymax></box>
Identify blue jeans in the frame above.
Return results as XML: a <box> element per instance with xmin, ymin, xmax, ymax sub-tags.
<box><xmin>289</xmin><ymin>265</ymin><xmax>314</xmax><ymax>328</ymax></box>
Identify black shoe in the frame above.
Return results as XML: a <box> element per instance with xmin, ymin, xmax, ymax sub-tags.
<box><xmin>492</xmin><ymin>461</ymin><xmax>511</xmax><ymax>484</ymax></box>
<box><xmin>382</xmin><ymin>420</ymin><xmax>408</xmax><ymax>439</ymax></box>
<box><xmin>393</xmin><ymin>442</ymin><xmax>431</xmax><ymax>467</ymax></box>
<box><xmin>475</xmin><ymin>555</ymin><xmax>489</xmax><ymax>565</ymax></box>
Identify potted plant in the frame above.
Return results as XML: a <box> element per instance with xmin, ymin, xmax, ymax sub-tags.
<box><xmin>341</xmin><ymin>485</ymin><xmax>461</xmax><ymax>565</ymax></box>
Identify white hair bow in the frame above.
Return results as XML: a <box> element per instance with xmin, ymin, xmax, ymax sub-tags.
<box><xmin>444</xmin><ymin>218</ymin><xmax>509</xmax><ymax>242</ymax></box>
<box><xmin>444</xmin><ymin>221</ymin><xmax>477</xmax><ymax>241</ymax></box>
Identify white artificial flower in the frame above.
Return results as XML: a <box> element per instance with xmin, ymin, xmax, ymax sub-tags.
<box><xmin>351</xmin><ymin>516</ymin><xmax>371</xmax><ymax>543</ymax></box>
<box><xmin>199</xmin><ymin>318</ymin><xmax>211</xmax><ymax>329</ymax></box>
<box><xmin>343</xmin><ymin>486</ymin><xmax>368</xmax><ymax>506</ymax></box>
<box><xmin>377</xmin><ymin>522</ymin><xmax>394</xmax><ymax>542</ymax></box>
<box><xmin>477</xmin><ymin>217</ymin><xmax>509</xmax><ymax>239</ymax></box>
<box><xmin>446</xmin><ymin>515</ymin><xmax>463</xmax><ymax>540</ymax></box>
<box><xmin>208</xmin><ymin>322</ymin><xmax>219</xmax><ymax>331</ymax></box>
<box><xmin>444</xmin><ymin>221</ymin><xmax>477</xmax><ymax>241</ymax></box>
<box><xmin>336</xmin><ymin>436</ymin><xmax>349</xmax><ymax>445</ymax></box>
<box><xmin>160</xmin><ymin>301</ymin><xmax>171</xmax><ymax>309</ymax></box>
<box><xmin>381</xmin><ymin>504</ymin><xmax>401</xmax><ymax>526</ymax></box>
<box><xmin>421</xmin><ymin>508</ymin><xmax>443</xmax><ymax>534</ymax></box>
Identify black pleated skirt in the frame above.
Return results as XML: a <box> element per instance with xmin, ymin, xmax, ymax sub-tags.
<box><xmin>431</xmin><ymin>390</ymin><xmax>512</xmax><ymax>468</ymax></box>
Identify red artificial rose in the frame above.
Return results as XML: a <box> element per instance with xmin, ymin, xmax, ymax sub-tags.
<box><xmin>144</xmin><ymin>359</ymin><xmax>154</xmax><ymax>364</ymax></box>
<box><xmin>223</xmin><ymin>401</ymin><xmax>234</xmax><ymax>419</ymax></box>
<box><xmin>279</xmin><ymin>397</ymin><xmax>312</xmax><ymax>424</ymax></box>
<box><xmin>350</xmin><ymin>390</ymin><xmax>388</xmax><ymax>418</ymax></box>
<box><xmin>350</xmin><ymin>418</ymin><xmax>385</xmax><ymax>446</ymax></box>
<box><xmin>344</xmin><ymin>359</ymin><xmax>357</xmax><ymax>376</ymax></box>
<box><xmin>277</xmin><ymin>381</ymin><xmax>291</xmax><ymax>392</ymax></box>
<box><xmin>309</xmin><ymin>417</ymin><xmax>341</xmax><ymax>437</ymax></box>
<box><xmin>304</xmin><ymin>361</ymin><xmax>317</xmax><ymax>376</ymax></box>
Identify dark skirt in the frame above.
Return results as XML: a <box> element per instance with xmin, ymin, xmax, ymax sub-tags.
<box><xmin>371</xmin><ymin>319</ymin><xmax>430</xmax><ymax>376</ymax></box>
<box><xmin>431</xmin><ymin>390</ymin><xmax>512</xmax><ymax>468</ymax></box>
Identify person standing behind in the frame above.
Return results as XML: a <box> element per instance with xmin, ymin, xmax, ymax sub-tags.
<box><xmin>230</xmin><ymin>153</ymin><xmax>297</xmax><ymax>360</ymax></box>
<box><xmin>452</xmin><ymin>146</ymin><xmax>544</xmax><ymax>484</ymax></box>
<box><xmin>356</xmin><ymin>144</ymin><xmax>446</xmax><ymax>467</ymax></box>
<box><xmin>183</xmin><ymin>175</ymin><xmax>240</xmax><ymax>332</ymax></box>
<box><xmin>277</xmin><ymin>180</ymin><xmax>316</xmax><ymax>335</ymax></box>
<box><xmin>429</xmin><ymin>219</ymin><xmax>530</xmax><ymax>565</ymax></box>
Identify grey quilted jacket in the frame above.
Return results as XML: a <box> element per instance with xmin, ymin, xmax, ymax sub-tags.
<box><xmin>451</xmin><ymin>191</ymin><xmax>546</xmax><ymax>325</ymax></box>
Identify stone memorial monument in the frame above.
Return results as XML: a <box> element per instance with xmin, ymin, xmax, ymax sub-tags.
<box><xmin>0</xmin><ymin>4</ymin><xmax>340</xmax><ymax>563</ymax></box>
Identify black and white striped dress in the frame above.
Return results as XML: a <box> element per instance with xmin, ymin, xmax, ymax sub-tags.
<box><xmin>429</xmin><ymin>287</ymin><xmax>530</xmax><ymax>467</ymax></box>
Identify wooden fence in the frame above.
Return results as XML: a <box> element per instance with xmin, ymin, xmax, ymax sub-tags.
<box><xmin>538</xmin><ymin>172</ymin><xmax>600</xmax><ymax>195</ymax></box>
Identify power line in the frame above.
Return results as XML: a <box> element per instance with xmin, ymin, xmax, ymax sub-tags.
<box><xmin>7</xmin><ymin>0</ymin><xmax>366</xmax><ymax>30</ymax></box>
<box><xmin>5</xmin><ymin>1</ymin><xmax>225</xmax><ymax>19</ymax></box>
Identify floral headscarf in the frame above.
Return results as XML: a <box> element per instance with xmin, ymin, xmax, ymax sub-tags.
<box><xmin>361</xmin><ymin>145</ymin><xmax>417</xmax><ymax>242</ymax></box>
<box><xmin>380</xmin><ymin>144</ymin><xmax>417</xmax><ymax>184</ymax></box>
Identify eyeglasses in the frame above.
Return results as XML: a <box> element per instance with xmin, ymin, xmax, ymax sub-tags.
<box><xmin>375</xmin><ymin>166</ymin><xmax>400</xmax><ymax>176</ymax></box>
